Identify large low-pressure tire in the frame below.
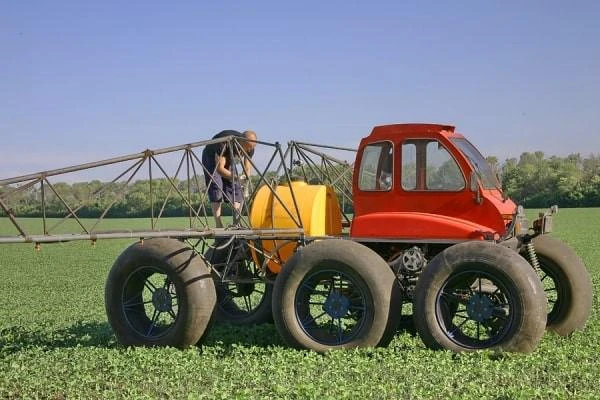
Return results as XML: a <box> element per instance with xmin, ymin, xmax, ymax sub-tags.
<box><xmin>522</xmin><ymin>235</ymin><xmax>593</xmax><ymax>336</ymax></box>
<box><xmin>105</xmin><ymin>238</ymin><xmax>216</xmax><ymax>348</ymax></box>
<box><xmin>413</xmin><ymin>241</ymin><xmax>547</xmax><ymax>353</ymax></box>
<box><xmin>272</xmin><ymin>240</ymin><xmax>401</xmax><ymax>352</ymax></box>
<box><xmin>205</xmin><ymin>243</ymin><xmax>274</xmax><ymax>325</ymax></box>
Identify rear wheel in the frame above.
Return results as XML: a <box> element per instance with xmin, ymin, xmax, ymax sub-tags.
<box><xmin>523</xmin><ymin>235</ymin><xmax>593</xmax><ymax>335</ymax></box>
<box><xmin>105</xmin><ymin>238</ymin><xmax>216</xmax><ymax>348</ymax></box>
<box><xmin>205</xmin><ymin>240</ymin><xmax>273</xmax><ymax>325</ymax></box>
<box><xmin>414</xmin><ymin>241</ymin><xmax>546</xmax><ymax>353</ymax></box>
<box><xmin>272</xmin><ymin>240</ymin><xmax>400</xmax><ymax>352</ymax></box>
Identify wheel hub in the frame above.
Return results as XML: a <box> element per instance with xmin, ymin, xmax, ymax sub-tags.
<box><xmin>323</xmin><ymin>290</ymin><xmax>350</xmax><ymax>319</ymax></box>
<box><xmin>466</xmin><ymin>294</ymin><xmax>494</xmax><ymax>322</ymax></box>
<box><xmin>235</xmin><ymin>282</ymin><xmax>255</xmax><ymax>297</ymax></box>
<box><xmin>232</xmin><ymin>262</ymin><xmax>255</xmax><ymax>297</ymax></box>
<box><xmin>152</xmin><ymin>288</ymin><xmax>173</xmax><ymax>312</ymax></box>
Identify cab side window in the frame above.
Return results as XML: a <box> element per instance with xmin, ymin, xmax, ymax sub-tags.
<box><xmin>401</xmin><ymin>143</ymin><xmax>417</xmax><ymax>190</ymax></box>
<box><xmin>401</xmin><ymin>140</ymin><xmax>464</xmax><ymax>191</ymax></box>
<box><xmin>358</xmin><ymin>141</ymin><xmax>393</xmax><ymax>191</ymax></box>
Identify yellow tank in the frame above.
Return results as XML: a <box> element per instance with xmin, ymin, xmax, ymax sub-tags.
<box><xmin>250</xmin><ymin>180</ymin><xmax>342</xmax><ymax>273</ymax></box>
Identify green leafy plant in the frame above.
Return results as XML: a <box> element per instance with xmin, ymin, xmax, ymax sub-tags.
<box><xmin>0</xmin><ymin>210</ymin><xmax>598</xmax><ymax>398</ymax></box>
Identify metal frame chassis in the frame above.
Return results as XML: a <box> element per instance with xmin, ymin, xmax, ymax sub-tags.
<box><xmin>0</xmin><ymin>138</ymin><xmax>356</xmax><ymax>264</ymax></box>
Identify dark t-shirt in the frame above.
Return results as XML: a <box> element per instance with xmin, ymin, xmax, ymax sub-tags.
<box><xmin>202</xmin><ymin>130</ymin><xmax>254</xmax><ymax>169</ymax></box>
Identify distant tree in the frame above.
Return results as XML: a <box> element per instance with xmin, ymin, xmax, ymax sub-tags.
<box><xmin>485</xmin><ymin>156</ymin><xmax>499</xmax><ymax>177</ymax></box>
<box><xmin>1</xmin><ymin>151</ymin><xmax>599</xmax><ymax>219</ymax></box>
<box><xmin>501</xmin><ymin>152</ymin><xmax>599</xmax><ymax>207</ymax></box>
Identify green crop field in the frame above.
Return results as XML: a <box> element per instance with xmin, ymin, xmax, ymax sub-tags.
<box><xmin>0</xmin><ymin>210</ymin><xmax>598</xmax><ymax>399</ymax></box>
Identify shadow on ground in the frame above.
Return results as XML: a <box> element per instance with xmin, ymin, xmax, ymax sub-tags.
<box><xmin>203</xmin><ymin>322</ymin><xmax>282</xmax><ymax>349</ymax></box>
<box><xmin>0</xmin><ymin>320</ymin><xmax>116</xmax><ymax>354</ymax></box>
<box><xmin>201</xmin><ymin>316</ymin><xmax>418</xmax><ymax>353</ymax></box>
<box><xmin>0</xmin><ymin>316</ymin><xmax>418</xmax><ymax>355</ymax></box>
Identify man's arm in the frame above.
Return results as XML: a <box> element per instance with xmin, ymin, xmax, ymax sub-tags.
<box><xmin>215</xmin><ymin>155</ymin><xmax>233</xmax><ymax>181</ymax></box>
<box><xmin>242</xmin><ymin>157</ymin><xmax>252</xmax><ymax>178</ymax></box>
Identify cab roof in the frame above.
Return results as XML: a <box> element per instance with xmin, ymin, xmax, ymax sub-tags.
<box><xmin>367</xmin><ymin>123</ymin><xmax>463</xmax><ymax>141</ymax></box>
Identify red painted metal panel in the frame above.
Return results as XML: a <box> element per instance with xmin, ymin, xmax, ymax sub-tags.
<box><xmin>350</xmin><ymin>212</ymin><xmax>494</xmax><ymax>240</ymax></box>
<box><xmin>352</xmin><ymin>123</ymin><xmax>516</xmax><ymax>239</ymax></box>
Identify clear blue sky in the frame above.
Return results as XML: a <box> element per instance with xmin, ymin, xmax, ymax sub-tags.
<box><xmin>2</xmin><ymin>1</ymin><xmax>599</xmax><ymax>178</ymax></box>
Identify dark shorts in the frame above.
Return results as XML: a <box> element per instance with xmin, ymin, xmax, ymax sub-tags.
<box><xmin>202</xmin><ymin>148</ymin><xmax>243</xmax><ymax>203</ymax></box>
<box><xmin>205</xmin><ymin>175</ymin><xmax>243</xmax><ymax>203</ymax></box>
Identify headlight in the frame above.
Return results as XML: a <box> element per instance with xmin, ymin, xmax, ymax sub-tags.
<box><xmin>515</xmin><ymin>206</ymin><xmax>529</xmax><ymax>235</ymax></box>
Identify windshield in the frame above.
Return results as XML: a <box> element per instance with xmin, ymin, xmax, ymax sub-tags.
<box><xmin>451</xmin><ymin>138</ymin><xmax>500</xmax><ymax>190</ymax></box>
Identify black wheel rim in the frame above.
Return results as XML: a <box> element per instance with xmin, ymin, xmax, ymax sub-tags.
<box><xmin>217</xmin><ymin>278</ymin><xmax>269</xmax><ymax>318</ymax></box>
<box><xmin>215</xmin><ymin>259</ymin><xmax>269</xmax><ymax>319</ymax></box>
<box><xmin>435</xmin><ymin>268</ymin><xmax>515</xmax><ymax>349</ymax></box>
<box><xmin>121</xmin><ymin>266</ymin><xmax>179</xmax><ymax>340</ymax></box>
<box><xmin>295</xmin><ymin>269</ymin><xmax>369</xmax><ymax>346</ymax></box>
<box><xmin>209</xmin><ymin>240</ymin><xmax>270</xmax><ymax>320</ymax></box>
<box><xmin>537</xmin><ymin>256</ymin><xmax>568</xmax><ymax>324</ymax></box>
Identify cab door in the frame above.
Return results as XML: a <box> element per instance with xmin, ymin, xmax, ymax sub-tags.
<box><xmin>398</xmin><ymin>138</ymin><xmax>474</xmax><ymax>219</ymax></box>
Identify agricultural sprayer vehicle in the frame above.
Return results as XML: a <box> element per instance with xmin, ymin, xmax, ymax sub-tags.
<box><xmin>0</xmin><ymin>123</ymin><xmax>592</xmax><ymax>353</ymax></box>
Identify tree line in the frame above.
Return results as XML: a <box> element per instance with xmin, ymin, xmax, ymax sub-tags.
<box><xmin>0</xmin><ymin>179</ymin><xmax>201</xmax><ymax>219</ymax></box>
<box><xmin>488</xmin><ymin>152</ymin><xmax>600</xmax><ymax>208</ymax></box>
<box><xmin>1</xmin><ymin>151</ymin><xmax>598</xmax><ymax>218</ymax></box>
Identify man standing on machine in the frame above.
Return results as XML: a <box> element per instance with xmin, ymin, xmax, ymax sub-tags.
<box><xmin>201</xmin><ymin>130</ymin><xmax>257</xmax><ymax>228</ymax></box>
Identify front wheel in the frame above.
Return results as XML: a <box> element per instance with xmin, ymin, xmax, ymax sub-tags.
<box><xmin>413</xmin><ymin>241</ymin><xmax>547</xmax><ymax>353</ymax></box>
<box><xmin>523</xmin><ymin>235</ymin><xmax>593</xmax><ymax>335</ymax></box>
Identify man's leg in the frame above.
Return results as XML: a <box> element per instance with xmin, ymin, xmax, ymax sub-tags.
<box><xmin>211</xmin><ymin>201</ymin><xmax>224</xmax><ymax>228</ymax></box>
<box><xmin>232</xmin><ymin>201</ymin><xmax>242</xmax><ymax>226</ymax></box>
<box><xmin>206</xmin><ymin>172</ymin><xmax>225</xmax><ymax>228</ymax></box>
<box><xmin>230</xmin><ymin>180</ymin><xmax>243</xmax><ymax>226</ymax></box>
